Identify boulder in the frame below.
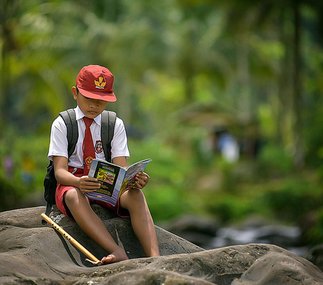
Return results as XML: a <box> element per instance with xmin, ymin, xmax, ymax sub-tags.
<box><xmin>0</xmin><ymin>206</ymin><xmax>322</xmax><ymax>285</ymax></box>
<box><xmin>307</xmin><ymin>244</ymin><xmax>323</xmax><ymax>272</ymax></box>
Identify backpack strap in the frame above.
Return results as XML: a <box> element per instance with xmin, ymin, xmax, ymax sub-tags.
<box><xmin>101</xmin><ymin>110</ymin><xmax>116</xmax><ymax>162</ymax></box>
<box><xmin>59</xmin><ymin>109</ymin><xmax>78</xmax><ymax>157</ymax></box>
<box><xmin>44</xmin><ymin>109</ymin><xmax>78</xmax><ymax>217</ymax></box>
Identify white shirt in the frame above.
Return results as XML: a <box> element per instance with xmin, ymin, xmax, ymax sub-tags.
<box><xmin>48</xmin><ymin>106</ymin><xmax>130</xmax><ymax>168</ymax></box>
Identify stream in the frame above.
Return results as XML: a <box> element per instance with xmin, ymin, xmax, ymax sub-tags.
<box><xmin>163</xmin><ymin>215</ymin><xmax>309</xmax><ymax>257</ymax></box>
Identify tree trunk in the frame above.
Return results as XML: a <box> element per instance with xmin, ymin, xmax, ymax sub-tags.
<box><xmin>291</xmin><ymin>0</ymin><xmax>304</xmax><ymax>169</ymax></box>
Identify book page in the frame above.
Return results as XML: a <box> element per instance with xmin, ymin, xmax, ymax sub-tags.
<box><xmin>125</xmin><ymin>158</ymin><xmax>152</xmax><ymax>182</ymax></box>
<box><xmin>87</xmin><ymin>158</ymin><xmax>151</xmax><ymax>206</ymax></box>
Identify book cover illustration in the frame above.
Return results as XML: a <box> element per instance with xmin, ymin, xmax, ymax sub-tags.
<box><xmin>86</xmin><ymin>158</ymin><xmax>152</xmax><ymax>207</ymax></box>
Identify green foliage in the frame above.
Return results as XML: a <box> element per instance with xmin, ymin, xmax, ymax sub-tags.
<box><xmin>205</xmin><ymin>194</ymin><xmax>260</xmax><ymax>223</ymax></box>
<box><xmin>0</xmin><ymin>175</ymin><xmax>24</xmax><ymax>211</ymax></box>
<box><xmin>305</xmin><ymin>209</ymin><xmax>323</xmax><ymax>245</ymax></box>
<box><xmin>257</xmin><ymin>143</ymin><xmax>294</xmax><ymax>177</ymax></box>
<box><xmin>128</xmin><ymin>137</ymin><xmax>193</xmax><ymax>221</ymax></box>
<box><xmin>259</xmin><ymin>178</ymin><xmax>322</xmax><ymax>223</ymax></box>
<box><xmin>0</xmin><ymin>133</ymin><xmax>49</xmax><ymax>209</ymax></box>
<box><xmin>145</xmin><ymin>185</ymin><xmax>188</xmax><ymax>221</ymax></box>
<box><xmin>1</xmin><ymin>0</ymin><xmax>323</xmax><ymax>250</ymax></box>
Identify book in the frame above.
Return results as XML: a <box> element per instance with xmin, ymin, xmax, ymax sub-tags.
<box><xmin>86</xmin><ymin>158</ymin><xmax>152</xmax><ymax>207</ymax></box>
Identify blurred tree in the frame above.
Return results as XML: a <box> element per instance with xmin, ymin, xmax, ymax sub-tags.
<box><xmin>0</xmin><ymin>0</ymin><xmax>323</xmax><ymax>166</ymax></box>
<box><xmin>208</xmin><ymin>0</ymin><xmax>323</xmax><ymax>169</ymax></box>
<box><xmin>0</xmin><ymin>0</ymin><xmax>21</xmax><ymax>131</ymax></box>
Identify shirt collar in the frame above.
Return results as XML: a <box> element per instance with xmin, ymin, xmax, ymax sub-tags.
<box><xmin>75</xmin><ymin>106</ymin><xmax>101</xmax><ymax>126</ymax></box>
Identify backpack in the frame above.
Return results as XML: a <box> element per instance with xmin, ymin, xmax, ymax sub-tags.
<box><xmin>43</xmin><ymin>109</ymin><xmax>116</xmax><ymax>215</ymax></box>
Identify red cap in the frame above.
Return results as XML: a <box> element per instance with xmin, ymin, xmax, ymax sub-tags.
<box><xmin>76</xmin><ymin>65</ymin><xmax>117</xmax><ymax>102</ymax></box>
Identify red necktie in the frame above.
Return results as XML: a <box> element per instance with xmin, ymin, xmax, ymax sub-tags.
<box><xmin>83</xmin><ymin>117</ymin><xmax>95</xmax><ymax>175</ymax></box>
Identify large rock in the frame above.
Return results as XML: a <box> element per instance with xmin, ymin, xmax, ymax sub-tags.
<box><xmin>0</xmin><ymin>206</ymin><xmax>322</xmax><ymax>285</ymax></box>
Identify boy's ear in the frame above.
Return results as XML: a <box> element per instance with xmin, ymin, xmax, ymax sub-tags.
<box><xmin>72</xmin><ymin>86</ymin><xmax>77</xmax><ymax>99</ymax></box>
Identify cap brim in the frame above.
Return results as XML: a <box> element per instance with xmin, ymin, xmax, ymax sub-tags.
<box><xmin>78</xmin><ymin>87</ymin><xmax>117</xmax><ymax>102</ymax></box>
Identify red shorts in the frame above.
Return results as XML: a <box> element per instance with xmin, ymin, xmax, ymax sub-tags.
<box><xmin>55</xmin><ymin>168</ymin><xmax>129</xmax><ymax>218</ymax></box>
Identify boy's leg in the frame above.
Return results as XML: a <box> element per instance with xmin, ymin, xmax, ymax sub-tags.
<box><xmin>63</xmin><ymin>188</ymin><xmax>128</xmax><ymax>263</ymax></box>
<box><xmin>120</xmin><ymin>189</ymin><xmax>160</xmax><ymax>257</ymax></box>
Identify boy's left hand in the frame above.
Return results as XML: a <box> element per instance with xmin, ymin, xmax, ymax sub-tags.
<box><xmin>132</xmin><ymin>171</ymin><xmax>150</xmax><ymax>190</ymax></box>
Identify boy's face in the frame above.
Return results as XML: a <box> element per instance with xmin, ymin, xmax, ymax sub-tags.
<box><xmin>72</xmin><ymin>87</ymin><xmax>108</xmax><ymax>119</ymax></box>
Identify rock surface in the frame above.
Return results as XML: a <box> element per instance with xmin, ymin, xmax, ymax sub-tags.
<box><xmin>0</xmin><ymin>206</ymin><xmax>322</xmax><ymax>285</ymax></box>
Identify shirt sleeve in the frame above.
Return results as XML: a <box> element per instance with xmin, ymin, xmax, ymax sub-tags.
<box><xmin>111</xmin><ymin>117</ymin><xmax>130</xmax><ymax>159</ymax></box>
<box><xmin>47</xmin><ymin>116</ymin><xmax>68</xmax><ymax>160</ymax></box>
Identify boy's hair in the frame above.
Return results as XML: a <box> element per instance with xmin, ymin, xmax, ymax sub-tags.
<box><xmin>43</xmin><ymin>109</ymin><xmax>116</xmax><ymax>216</ymax></box>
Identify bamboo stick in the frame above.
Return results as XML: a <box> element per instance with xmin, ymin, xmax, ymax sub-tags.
<box><xmin>41</xmin><ymin>213</ymin><xmax>101</xmax><ymax>265</ymax></box>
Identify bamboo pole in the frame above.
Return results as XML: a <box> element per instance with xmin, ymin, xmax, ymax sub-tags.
<box><xmin>41</xmin><ymin>213</ymin><xmax>101</xmax><ymax>265</ymax></box>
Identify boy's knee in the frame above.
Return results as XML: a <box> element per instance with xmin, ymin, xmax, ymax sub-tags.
<box><xmin>122</xmin><ymin>189</ymin><xmax>147</xmax><ymax>209</ymax></box>
<box><xmin>64</xmin><ymin>188</ymin><xmax>81</xmax><ymax>205</ymax></box>
<box><xmin>129</xmin><ymin>189</ymin><xmax>145</xmax><ymax>201</ymax></box>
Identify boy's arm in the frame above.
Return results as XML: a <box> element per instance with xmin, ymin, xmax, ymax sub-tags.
<box><xmin>112</xmin><ymin>156</ymin><xmax>128</xmax><ymax>167</ymax></box>
<box><xmin>53</xmin><ymin>156</ymin><xmax>100</xmax><ymax>192</ymax></box>
<box><xmin>53</xmin><ymin>156</ymin><xmax>81</xmax><ymax>187</ymax></box>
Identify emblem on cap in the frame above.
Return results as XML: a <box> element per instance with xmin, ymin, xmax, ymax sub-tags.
<box><xmin>94</xmin><ymin>76</ymin><xmax>106</xmax><ymax>89</ymax></box>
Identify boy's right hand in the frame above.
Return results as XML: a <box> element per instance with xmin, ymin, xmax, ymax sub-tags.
<box><xmin>78</xmin><ymin>176</ymin><xmax>101</xmax><ymax>193</ymax></box>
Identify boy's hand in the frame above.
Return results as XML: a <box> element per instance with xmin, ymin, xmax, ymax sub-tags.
<box><xmin>131</xmin><ymin>171</ymin><xmax>150</xmax><ymax>190</ymax></box>
<box><xmin>78</xmin><ymin>176</ymin><xmax>101</xmax><ymax>193</ymax></box>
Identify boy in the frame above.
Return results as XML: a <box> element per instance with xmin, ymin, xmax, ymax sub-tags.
<box><xmin>48</xmin><ymin>65</ymin><xmax>160</xmax><ymax>264</ymax></box>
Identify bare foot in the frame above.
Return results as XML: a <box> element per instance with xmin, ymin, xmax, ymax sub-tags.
<box><xmin>101</xmin><ymin>248</ymin><xmax>129</xmax><ymax>264</ymax></box>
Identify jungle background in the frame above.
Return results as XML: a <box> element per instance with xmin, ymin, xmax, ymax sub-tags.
<box><xmin>0</xmin><ymin>0</ymin><xmax>322</xmax><ymax>251</ymax></box>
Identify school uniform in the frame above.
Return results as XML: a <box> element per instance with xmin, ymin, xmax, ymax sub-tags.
<box><xmin>47</xmin><ymin>106</ymin><xmax>130</xmax><ymax>216</ymax></box>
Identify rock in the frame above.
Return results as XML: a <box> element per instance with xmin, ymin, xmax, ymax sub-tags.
<box><xmin>232</xmin><ymin>251</ymin><xmax>323</xmax><ymax>285</ymax></box>
<box><xmin>0</xmin><ymin>206</ymin><xmax>322</xmax><ymax>285</ymax></box>
<box><xmin>307</xmin><ymin>244</ymin><xmax>323</xmax><ymax>272</ymax></box>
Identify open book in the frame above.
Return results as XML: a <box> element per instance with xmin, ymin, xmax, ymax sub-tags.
<box><xmin>86</xmin><ymin>158</ymin><xmax>152</xmax><ymax>207</ymax></box>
